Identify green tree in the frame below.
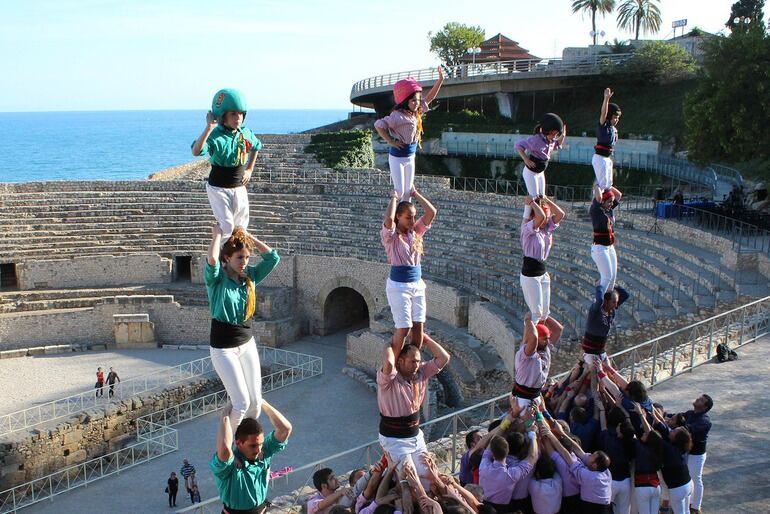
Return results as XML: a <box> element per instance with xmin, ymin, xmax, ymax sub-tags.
<box><xmin>725</xmin><ymin>0</ymin><xmax>765</xmax><ymax>30</ymax></box>
<box><xmin>428</xmin><ymin>23</ymin><xmax>485</xmax><ymax>66</ymax></box>
<box><xmin>623</xmin><ymin>41</ymin><xmax>696</xmax><ymax>83</ymax></box>
<box><xmin>617</xmin><ymin>0</ymin><xmax>662</xmax><ymax>40</ymax></box>
<box><xmin>571</xmin><ymin>0</ymin><xmax>616</xmax><ymax>45</ymax></box>
<box><xmin>684</xmin><ymin>23</ymin><xmax>770</xmax><ymax>164</ymax></box>
<box><xmin>608</xmin><ymin>38</ymin><xmax>633</xmax><ymax>53</ymax></box>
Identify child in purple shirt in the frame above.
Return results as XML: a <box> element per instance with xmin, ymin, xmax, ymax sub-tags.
<box><xmin>514</xmin><ymin>113</ymin><xmax>566</xmax><ymax>218</ymax></box>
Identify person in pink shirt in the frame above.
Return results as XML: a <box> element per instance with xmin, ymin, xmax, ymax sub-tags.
<box><xmin>381</xmin><ymin>188</ymin><xmax>437</xmax><ymax>352</ymax></box>
<box><xmin>307</xmin><ymin>468</ymin><xmax>351</xmax><ymax>514</ymax></box>
<box><xmin>376</xmin><ymin>322</ymin><xmax>450</xmax><ymax>481</ymax></box>
<box><xmin>375</xmin><ymin>68</ymin><xmax>444</xmax><ymax>201</ymax></box>
<box><xmin>511</xmin><ymin>313</ymin><xmax>561</xmax><ymax>414</ymax></box>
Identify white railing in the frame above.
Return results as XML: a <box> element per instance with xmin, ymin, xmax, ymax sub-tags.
<box><xmin>179</xmin><ymin>296</ymin><xmax>770</xmax><ymax>514</ymax></box>
<box><xmin>0</xmin><ymin>346</ymin><xmax>322</xmax><ymax>513</ymax></box>
<box><xmin>350</xmin><ymin>54</ymin><xmax>634</xmax><ymax>97</ymax></box>
<box><xmin>0</xmin><ymin>355</ymin><xmax>216</xmax><ymax>437</ymax></box>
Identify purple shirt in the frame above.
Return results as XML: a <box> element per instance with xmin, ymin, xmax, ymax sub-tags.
<box><xmin>374</xmin><ymin>99</ymin><xmax>430</xmax><ymax>144</ymax></box>
<box><xmin>528</xmin><ymin>474</ymin><xmax>563</xmax><ymax>514</ymax></box>
<box><xmin>479</xmin><ymin>449</ymin><xmax>533</xmax><ymax>504</ymax></box>
<box><xmin>514</xmin><ymin>133</ymin><xmax>562</xmax><ymax>161</ymax></box>
<box><xmin>521</xmin><ymin>219</ymin><xmax>558</xmax><ymax>261</ymax></box>
<box><xmin>514</xmin><ymin>343</ymin><xmax>551</xmax><ymax>390</ymax></box>
<box><xmin>569</xmin><ymin>454</ymin><xmax>612</xmax><ymax>505</ymax></box>
<box><xmin>506</xmin><ymin>455</ymin><xmax>535</xmax><ymax>500</ymax></box>
<box><xmin>381</xmin><ymin>218</ymin><xmax>431</xmax><ymax>266</ymax></box>
<box><xmin>550</xmin><ymin>451</ymin><xmax>580</xmax><ymax>497</ymax></box>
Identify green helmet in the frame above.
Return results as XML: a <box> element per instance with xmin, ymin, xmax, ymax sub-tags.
<box><xmin>211</xmin><ymin>88</ymin><xmax>248</xmax><ymax>118</ymax></box>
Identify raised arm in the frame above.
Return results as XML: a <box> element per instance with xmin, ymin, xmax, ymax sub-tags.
<box><xmin>412</xmin><ymin>187</ymin><xmax>437</xmax><ymax>226</ymax></box>
<box><xmin>208</xmin><ymin>224</ymin><xmax>223</xmax><ymax>266</ymax></box>
<box><xmin>262</xmin><ymin>400</ymin><xmax>292</xmax><ymax>442</ymax></box>
<box><xmin>593</xmin><ymin>184</ymin><xmax>603</xmax><ymax>202</ymax></box>
<box><xmin>422</xmin><ymin>333</ymin><xmax>450</xmax><ymax>369</ymax></box>
<box><xmin>557</xmin><ymin>124</ymin><xmax>567</xmax><ymax>147</ymax></box>
<box><xmin>544</xmin><ymin>197</ymin><xmax>566</xmax><ymax>224</ymax></box>
<box><xmin>609</xmin><ymin>186</ymin><xmax>622</xmax><ymax>203</ymax></box>
<box><xmin>542</xmin><ymin>423</ymin><xmax>574</xmax><ymax>466</ymax></box>
<box><xmin>250</xmin><ymin>234</ymin><xmax>273</xmax><ymax>255</ymax></box>
<box><xmin>384</xmin><ymin>191</ymin><xmax>399</xmax><ymax>230</ymax></box>
<box><xmin>599</xmin><ymin>88</ymin><xmax>612</xmax><ymax>125</ymax></box>
<box><xmin>424</xmin><ymin>66</ymin><xmax>445</xmax><ymax>104</ymax></box>
<box><xmin>525</xmin><ymin>197</ymin><xmax>545</xmax><ymax>227</ymax></box>
<box><xmin>376</xmin><ymin>460</ymin><xmax>397</xmax><ymax>503</ymax></box>
<box><xmin>522</xmin><ymin>312</ymin><xmax>538</xmax><ymax>356</ymax></box>
<box><xmin>192</xmin><ymin>111</ymin><xmax>217</xmax><ymax>156</ymax></box>
<box><xmin>216</xmin><ymin>415</ymin><xmax>234</xmax><ymax>463</ymax></box>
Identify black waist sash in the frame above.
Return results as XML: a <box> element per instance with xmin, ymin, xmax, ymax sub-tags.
<box><xmin>582</xmin><ymin>333</ymin><xmax>608</xmax><ymax>354</ymax></box>
<box><xmin>210</xmin><ymin>318</ymin><xmax>252</xmax><ymax>349</ymax></box>
<box><xmin>379</xmin><ymin>411</ymin><xmax>420</xmax><ymax>438</ymax></box>
<box><xmin>208</xmin><ymin>164</ymin><xmax>246</xmax><ymax>188</ymax></box>
<box><xmin>511</xmin><ymin>382</ymin><xmax>540</xmax><ymax>400</ymax></box>
<box><xmin>222</xmin><ymin>501</ymin><xmax>269</xmax><ymax>514</ymax></box>
<box><xmin>525</xmin><ymin>157</ymin><xmax>548</xmax><ymax>173</ymax></box>
<box><xmin>594</xmin><ymin>144</ymin><xmax>614</xmax><ymax>157</ymax></box>
<box><xmin>593</xmin><ymin>230</ymin><xmax>615</xmax><ymax>246</ymax></box>
<box><xmin>521</xmin><ymin>256</ymin><xmax>546</xmax><ymax>277</ymax></box>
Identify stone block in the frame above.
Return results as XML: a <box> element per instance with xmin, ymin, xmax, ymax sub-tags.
<box><xmin>61</xmin><ymin>429</ymin><xmax>84</xmax><ymax>446</ymax></box>
<box><xmin>0</xmin><ymin>349</ymin><xmax>27</xmax><ymax>359</ymax></box>
<box><xmin>44</xmin><ymin>344</ymin><xmax>72</xmax><ymax>354</ymax></box>
<box><xmin>64</xmin><ymin>449</ymin><xmax>87</xmax><ymax>466</ymax></box>
<box><xmin>178</xmin><ymin>344</ymin><xmax>197</xmax><ymax>351</ymax></box>
<box><xmin>26</xmin><ymin>346</ymin><xmax>46</xmax><ymax>356</ymax></box>
<box><xmin>113</xmin><ymin>313</ymin><xmax>150</xmax><ymax>323</ymax></box>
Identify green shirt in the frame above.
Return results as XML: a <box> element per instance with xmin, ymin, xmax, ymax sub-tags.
<box><xmin>204</xmin><ymin>250</ymin><xmax>280</xmax><ymax>324</ymax></box>
<box><xmin>195</xmin><ymin>125</ymin><xmax>263</xmax><ymax>167</ymax></box>
<box><xmin>210</xmin><ymin>431</ymin><xmax>287</xmax><ymax>509</ymax></box>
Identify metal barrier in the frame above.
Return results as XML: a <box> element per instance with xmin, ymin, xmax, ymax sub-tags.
<box><xmin>180</xmin><ymin>296</ymin><xmax>770</xmax><ymax>514</ymax></box>
<box><xmin>0</xmin><ymin>347</ymin><xmax>323</xmax><ymax>514</ymax></box>
<box><xmin>350</xmin><ymin>54</ymin><xmax>634</xmax><ymax>97</ymax></box>
<box><xmin>0</xmin><ymin>356</ymin><xmax>216</xmax><ymax>437</ymax></box>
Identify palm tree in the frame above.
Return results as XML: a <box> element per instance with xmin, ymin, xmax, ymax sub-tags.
<box><xmin>572</xmin><ymin>0</ymin><xmax>617</xmax><ymax>45</ymax></box>
<box><xmin>617</xmin><ymin>0</ymin><xmax>662</xmax><ymax>40</ymax></box>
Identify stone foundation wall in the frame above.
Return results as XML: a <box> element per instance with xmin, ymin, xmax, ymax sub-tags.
<box><xmin>467</xmin><ymin>301</ymin><xmax>518</xmax><ymax>375</ymax></box>
<box><xmin>18</xmin><ymin>254</ymin><xmax>173</xmax><ymax>289</ymax></box>
<box><xmin>0</xmin><ymin>377</ymin><xmax>221</xmax><ymax>490</ymax></box>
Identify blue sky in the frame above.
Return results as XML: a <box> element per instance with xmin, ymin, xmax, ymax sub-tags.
<box><xmin>0</xmin><ymin>0</ymin><xmax>739</xmax><ymax>112</ymax></box>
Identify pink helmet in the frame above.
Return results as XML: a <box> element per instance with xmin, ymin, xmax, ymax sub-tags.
<box><xmin>393</xmin><ymin>78</ymin><xmax>423</xmax><ymax>105</ymax></box>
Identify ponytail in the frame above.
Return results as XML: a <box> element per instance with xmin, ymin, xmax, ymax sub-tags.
<box><xmin>221</xmin><ymin>227</ymin><xmax>258</xmax><ymax>321</ymax></box>
<box><xmin>244</xmin><ymin>277</ymin><xmax>256</xmax><ymax>321</ymax></box>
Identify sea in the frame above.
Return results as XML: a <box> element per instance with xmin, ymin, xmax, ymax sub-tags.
<box><xmin>0</xmin><ymin>109</ymin><xmax>350</xmax><ymax>183</ymax></box>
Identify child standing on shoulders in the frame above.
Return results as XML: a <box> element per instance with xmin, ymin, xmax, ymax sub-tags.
<box><xmin>375</xmin><ymin>67</ymin><xmax>444</xmax><ymax>201</ymax></box>
<box><xmin>593</xmin><ymin>88</ymin><xmax>621</xmax><ymax>193</ymax></box>
<box><xmin>515</xmin><ymin>113</ymin><xmax>566</xmax><ymax>218</ymax></box>
<box><xmin>192</xmin><ymin>88</ymin><xmax>262</xmax><ymax>241</ymax></box>
<box><xmin>381</xmin><ymin>187</ymin><xmax>437</xmax><ymax>351</ymax></box>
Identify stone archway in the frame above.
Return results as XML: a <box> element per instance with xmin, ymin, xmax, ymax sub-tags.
<box><xmin>317</xmin><ymin>277</ymin><xmax>375</xmax><ymax>335</ymax></box>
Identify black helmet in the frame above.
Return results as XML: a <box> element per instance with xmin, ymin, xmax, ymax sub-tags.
<box><xmin>608</xmin><ymin>103</ymin><xmax>621</xmax><ymax>116</ymax></box>
<box><xmin>540</xmin><ymin>113</ymin><xmax>564</xmax><ymax>134</ymax></box>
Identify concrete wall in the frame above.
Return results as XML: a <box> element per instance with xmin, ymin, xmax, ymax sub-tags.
<box><xmin>441</xmin><ymin>132</ymin><xmax>661</xmax><ymax>155</ymax></box>
<box><xmin>467</xmin><ymin>300</ymin><xmax>519</xmax><ymax>376</ymax></box>
<box><xmin>18</xmin><ymin>254</ymin><xmax>173</xmax><ymax>289</ymax></box>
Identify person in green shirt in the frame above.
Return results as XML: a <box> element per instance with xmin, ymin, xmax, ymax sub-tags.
<box><xmin>192</xmin><ymin>88</ymin><xmax>262</xmax><ymax>242</ymax></box>
<box><xmin>207</xmin><ymin>224</ymin><xmax>280</xmax><ymax>432</ymax></box>
<box><xmin>211</xmin><ymin>400</ymin><xmax>292</xmax><ymax>514</ymax></box>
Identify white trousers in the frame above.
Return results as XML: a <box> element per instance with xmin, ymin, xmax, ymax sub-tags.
<box><xmin>388</xmin><ymin>154</ymin><xmax>416</xmax><ymax>201</ymax></box>
<box><xmin>511</xmin><ymin>394</ymin><xmax>542</xmax><ymax>416</ymax></box>
<box><xmin>668</xmin><ymin>481</ymin><xmax>692</xmax><ymax>514</ymax></box>
<box><xmin>206</xmin><ymin>183</ymin><xmax>249</xmax><ymax>241</ymax></box>
<box><xmin>386</xmin><ymin>279</ymin><xmax>427</xmax><ymax>329</ymax></box>
<box><xmin>592</xmin><ymin>154</ymin><xmax>614</xmax><ymax>190</ymax></box>
<box><xmin>633</xmin><ymin>485</ymin><xmax>661</xmax><ymax>514</ymax></box>
<box><xmin>687</xmin><ymin>453</ymin><xmax>706</xmax><ymax>510</ymax></box>
<box><xmin>591</xmin><ymin>244</ymin><xmax>618</xmax><ymax>296</ymax></box>
<box><xmin>210</xmin><ymin>337</ymin><xmax>262</xmax><ymax>432</ymax></box>
<box><xmin>520</xmin><ymin>273</ymin><xmax>551</xmax><ymax>322</ymax></box>
<box><xmin>379</xmin><ymin>431</ymin><xmax>430</xmax><ymax>488</ymax></box>
<box><xmin>611</xmin><ymin>478</ymin><xmax>632</xmax><ymax>514</ymax></box>
<box><xmin>522</xmin><ymin>167</ymin><xmax>546</xmax><ymax>218</ymax></box>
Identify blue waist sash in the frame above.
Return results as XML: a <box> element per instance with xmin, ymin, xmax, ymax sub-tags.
<box><xmin>389</xmin><ymin>265</ymin><xmax>421</xmax><ymax>283</ymax></box>
<box><xmin>389</xmin><ymin>143</ymin><xmax>418</xmax><ymax>157</ymax></box>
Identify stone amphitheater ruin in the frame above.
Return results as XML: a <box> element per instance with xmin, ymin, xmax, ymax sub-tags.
<box><xmin>1</xmin><ymin>133</ymin><xmax>769</xmax><ymax>513</ymax></box>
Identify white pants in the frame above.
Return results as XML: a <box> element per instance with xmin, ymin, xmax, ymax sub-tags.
<box><xmin>522</xmin><ymin>167</ymin><xmax>546</xmax><ymax>218</ymax></box>
<box><xmin>379</xmin><ymin>431</ymin><xmax>430</xmax><ymax>488</ymax></box>
<box><xmin>511</xmin><ymin>394</ymin><xmax>542</xmax><ymax>416</ymax></box>
<box><xmin>633</xmin><ymin>485</ymin><xmax>661</xmax><ymax>514</ymax></box>
<box><xmin>591</xmin><ymin>244</ymin><xmax>617</xmax><ymax>296</ymax></box>
<box><xmin>582</xmin><ymin>352</ymin><xmax>608</xmax><ymax>366</ymax></box>
<box><xmin>386</xmin><ymin>279</ymin><xmax>427</xmax><ymax>329</ymax></box>
<box><xmin>520</xmin><ymin>273</ymin><xmax>551</xmax><ymax>321</ymax></box>
<box><xmin>592</xmin><ymin>154</ymin><xmax>614</xmax><ymax>190</ymax></box>
<box><xmin>667</xmin><ymin>481</ymin><xmax>692</xmax><ymax>514</ymax></box>
<box><xmin>210</xmin><ymin>337</ymin><xmax>262</xmax><ymax>432</ymax></box>
<box><xmin>206</xmin><ymin>183</ymin><xmax>250</xmax><ymax>241</ymax></box>
<box><xmin>687</xmin><ymin>453</ymin><xmax>706</xmax><ymax>510</ymax></box>
<box><xmin>611</xmin><ymin>478</ymin><xmax>632</xmax><ymax>514</ymax></box>
<box><xmin>388</xmin><ymin>154</ymin><xmax>416</xmax><ymax>201</ymax></box>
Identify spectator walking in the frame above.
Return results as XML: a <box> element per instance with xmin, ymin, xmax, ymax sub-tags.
<box><xmin>95</xmin><ymin>367</ymin><xmax>105</xmax><ymax>398</ymax></box>
<box><xmin>106</xmin><ymin>367</ymin><xmax>121</xmax><ymax>398</ymax></box>
<box><xmin>180</xmin><ymin>459</ymin><xmax>195</xmax><ymax>496</ymax></box>
<box><xmin>166</xmin><ymin>472</ymin><xmax>179</xmax><ymax>508</ymax></box>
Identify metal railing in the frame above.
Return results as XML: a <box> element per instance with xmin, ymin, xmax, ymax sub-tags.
<box><xmin>0</xmin><ymin>356</ymin><xmax>216</xmax><ymax>437</ymax></box>
<box><xmin>180</xmin><ymin>296</ymin><xmax>770</xmax><ymax>514</ymax></box>
<box><xmin>0</xmin><ymin>347</ymin><xmax>323</xmax><ymax>513</ymax></box>
<box><xmin>350</xmin><ymin>54</ymin><xmax>634</xmax><ymax>97</ymax></box>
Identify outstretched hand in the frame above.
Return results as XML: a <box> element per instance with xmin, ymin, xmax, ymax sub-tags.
<box><xmin>604</xmin><ymin>88</ymin><xmax>613</xmax><ymax>99</ymax></box>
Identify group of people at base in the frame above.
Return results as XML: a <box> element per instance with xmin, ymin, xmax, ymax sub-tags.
<box><xmin>166</xmin><ymin>459</ymin><xmax>202</xmax><ymax>508</ymax></box>
<box><xmin>187</xmin><ymin>79</ymin><xmax>713</xmax><ymax>514</ymax></box>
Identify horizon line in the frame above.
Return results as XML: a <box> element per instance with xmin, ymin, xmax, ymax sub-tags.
<box><xmin>0</xmin><ymin>107</ymin><xmax>367</xmax><ymax>114</ymax></box>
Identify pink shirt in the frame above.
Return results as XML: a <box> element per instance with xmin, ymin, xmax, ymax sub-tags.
<box><xmin>528</xmin><ymin>474</ymin><xmax>563</xmax><ymax>514</ymax></box>
<box><xmin>520</xmin><ymin>219</ymin><xmax>558</xmax><ymax>261</ymax></box>
<box><xmin>479</xmin><ymin>450</ymin><xmax>533</xmax><ymax>504</ymax></box>
<box><xmin>376</xmin><ymin>359</ymin><xmax>441</xmax><ymax>417</ymax></box>
<box><xmin>514</xmin><ymin>343</ymin><xmax>551</xmax><ymax>390</ymax></box>
<box><xmin>374</xmin><ymin>100</ymin><xmax>429</xmax><ymax>144</ymax></box>
<box><xmin>307</xmin><ymin>492</ymin><xmax>339</xmax><ymax>514</ymax></box>
<box><xmin>381</xmin><ymin>218</ymin><xmax>431</xmax><ymax>266</ymax></box>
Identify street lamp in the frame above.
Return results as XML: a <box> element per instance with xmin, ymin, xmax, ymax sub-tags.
<box><xmin>468</xmin><ymin>47</ymin><xmax>481</xmax><ymax>65</ymax></box>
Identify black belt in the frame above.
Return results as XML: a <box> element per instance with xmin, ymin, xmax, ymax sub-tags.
<box><xmin>223</xmin><ymin>501</ymin><xmax>270</xmax><ymax>514</ymax></box>
<box><xmin>521</xmin><ymin>256</ymin><xmax>546</xmax><ymax>277</ymax></box>
<box><xmin>209</xmin><ymin>164</ymin><xmax>246</xmax><ymax>188</ymax></box>
<box><xmin>582</xmin><ymin>334</ymin><xmax>607</xmax><ymax>354</ymax></box>
<box><xmin>379</xmin><ymin>412</ymin><xmax>420</xmax><ymax>438</ymax></box>
<box><xmin>511</xmin><ymin>382</ymin><xmax>540</xmax><ymax>400</ymax></box>
<box><xmin>594</xmin><ymin>144</ymin><xmax>614</xmax><ymax>157</ymax></box>
<box><xmin>525</xmin><ymin>157</ymin><xmax>548</xmax><ymax>173</ymax></box>
<box><xmin>210</xmin><ymin>318</ymin><xmax>252</xmax><ymax>349</ymax></box>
